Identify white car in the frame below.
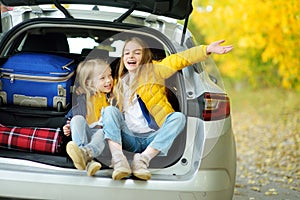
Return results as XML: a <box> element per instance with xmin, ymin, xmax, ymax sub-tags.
<box><xmin>0</xmin><ymin>1</ymin><xmax>236</xmax><ymax>199</ymax></box>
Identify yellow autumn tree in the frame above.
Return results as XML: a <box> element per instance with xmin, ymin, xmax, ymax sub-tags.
<box><xmin>189</xmin><ymin>0</ymin><xmax>300</xmax><ymax>90</ymax></box>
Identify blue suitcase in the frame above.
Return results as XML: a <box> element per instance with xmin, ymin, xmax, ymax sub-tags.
<box><xmin>0</xmin><ymin>52</ymin><xmax>76</xmax><ymax>111</ymax></box>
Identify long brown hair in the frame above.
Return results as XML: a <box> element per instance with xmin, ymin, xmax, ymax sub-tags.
<box><xmin>114</xmin><ymin>37</ymin><xmax>155</xmax><ymax>110</ymax></box>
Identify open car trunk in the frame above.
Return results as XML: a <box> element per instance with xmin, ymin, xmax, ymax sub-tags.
<box><xmin>0</xmin><ymin>0</ymin><xmax>193</xmax><ymax>20</ymax></box>
<box><xmin>0</xmin><ymin>0</ymin><xmax>193</xmax><ymax>46</ymax></box>
<box><xmin>0</xmin><ymin>17</ymin><xmax>187</xmax><ymax>170</ymax></box>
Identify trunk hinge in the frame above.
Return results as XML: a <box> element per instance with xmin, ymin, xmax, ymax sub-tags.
<box><xmin>52</xmin><ymin>0</ymin><xmax>73</xmax><ymax>18</ymax></box>
<box><xmin>0</xmin><ymin>11</ymin><xmax>2</xmax><ymax>33</ymax></box>
<box><xmin>114</xmin><ymin>2</ymin><xmax>138</xmax><ymax>23</ymax></box>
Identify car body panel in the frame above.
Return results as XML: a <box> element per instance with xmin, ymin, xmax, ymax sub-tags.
<box><xmin>0</xmin><ymin>158</ymin><xmax>233</xmax><ymax>200</ymax></box>
<box><xmin>0</xmin><ymin>2</ymin><xmax>236</xmax><ymax>200</ymax></box>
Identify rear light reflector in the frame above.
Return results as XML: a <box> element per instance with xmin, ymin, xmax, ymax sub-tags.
<box><xmin>202</xmin><ymin>93</ymin><xmax>230</xmax><ymax>121</ymax></box>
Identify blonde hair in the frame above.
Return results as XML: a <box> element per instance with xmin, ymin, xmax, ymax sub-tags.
<box><xmin>75</xmin><ymin>59</ymin><xmax>111</xmax><ymax>115</ymax></box>
<box><xmin>114</xmin><ymin>37</ymin><xmax>156</xmax><ymax>110</ymax></box>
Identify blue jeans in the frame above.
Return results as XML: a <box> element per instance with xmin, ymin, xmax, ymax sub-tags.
<box><xmin>70</xmin><ymin>115</ymin><xmax>105</xmax><ymax>158</ymax></box>
<box><xmin>102</xmin><ymin>106</ymin><xmax>186</xmax><ymax>156</ymax></box>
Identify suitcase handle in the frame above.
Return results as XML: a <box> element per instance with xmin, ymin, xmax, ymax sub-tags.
<box><xmin>61</xmin><ymin>60</ymin><xmax>75</xmax><ymax>71</ymax></box>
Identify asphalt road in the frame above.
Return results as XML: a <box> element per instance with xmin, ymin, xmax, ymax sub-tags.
<box><xmin>234</xmin><ymin>168</ymin><xmax>300</xmax><ymax>200</ymax></box>
<box><xmin>230</xmin><ymin>91</ymin><xmax>300</xmax><ymax>200</ymax></box>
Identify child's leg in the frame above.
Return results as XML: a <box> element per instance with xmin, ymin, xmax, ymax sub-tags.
<box><xmin>148</xmin><ymin>112</ymin><xmax>186</xmax><ymax>156</ymax></box>
<box><xmin>102</xmin><ymin>106</ymin><xmax>125</xmax><ymax>143</ymax></box>
<box><xmin>102</xmin><ymin>106</ymin><xmax>132</xmax><ymax>180</ymax></box>
<box><xmin>107</xmin><ymin>139</ymin><xmax>132</xmax><ymax>180</ymax></box>
<box><xmin>131</xmin><ymin>146</ymin><xmax>159</xmax><ymax>180</ymax></box>
<box><xmin>68</xmin><ymin>115</ymin><xmax>102</xmax><ymax>175</ymax></box>
<box><xmin>70</xmin><ymin>115</ymin><xmax>90</xmax><ymax>147</ymax></box>
<box><xmin>102</xmin><ymin>106</ymin><xmax>140</xmax><ymax>151</ymax></box>
<box><xmin>84</xmin><ymin>130</ymin><xmax>104</xmax><ymax>176</ymax></box>
<box><xmin>131</xmin><ymin>112</ymin><xmax>186</xmax><ymax>180</ymax></box>
<box><xmin>86</xmin><ymin>129</ymin><xmax>105</xmax><ymax>157</ymax></box>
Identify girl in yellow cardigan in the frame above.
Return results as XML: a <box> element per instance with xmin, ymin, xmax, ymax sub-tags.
<box><xmin>63</xmin><ymin>59</ymin><xmax>113</xmax><ymax>176</ymax></box>
<box><xmin>102</xmin><ymin>37</ymin><xmax>233</xmax><ymax>180</ymax></box>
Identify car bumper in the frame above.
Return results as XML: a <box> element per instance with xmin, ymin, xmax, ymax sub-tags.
<box><xmin>0</xmin><ymin>166</ymin><xmax>233</xmax><ymax>200</ymax></box>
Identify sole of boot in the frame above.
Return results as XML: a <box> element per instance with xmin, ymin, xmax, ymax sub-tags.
<box><xmin>112</xmin><ymin>168</ymin><xmax>132</xmax><ymax>180</ymax></box>
<box><xmin>133</xmin><ymin>171</ymin><xmax>151</xmax><ymax>181</ymax></box>
<box><xmin>87</xmin><ymin>160</ymin><xmax>102</xmax><ymax>176</ymax></box>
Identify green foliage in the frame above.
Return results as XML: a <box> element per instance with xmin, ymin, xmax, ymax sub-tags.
<box><xmin>190</xmin><ymin>0</ymin><xmax>300</xmax><ymax>90</ymax></box>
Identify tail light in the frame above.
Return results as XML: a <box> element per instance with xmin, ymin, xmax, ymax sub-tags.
<box><xmin>202</xmin><ymin>92</ymin><xmax>230</xmax><ymax>121</ymax></box>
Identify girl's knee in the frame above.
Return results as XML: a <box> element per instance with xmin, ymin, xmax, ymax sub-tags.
<box><xmin>71</xmin><ymin>115</ymin><xmax>85</xmax><ymax>124</ymax></box>
<box><xmin>103</xmin><ymin>106</ymin><xmax>121</xmax><ymax>117</ymax></box>
<box><xmin>171</xmin><ymin>112</ymin><xmax>186</xmax><ymax>123</ymax></box>
<box><xmin>95</xmin><ymin>129</ymin><xmax>105</xmax><ymax>139</ymax></box>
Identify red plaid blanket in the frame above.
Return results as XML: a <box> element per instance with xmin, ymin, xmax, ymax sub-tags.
<box><xmin>0</xmin><ymin>124</ymin><xmax>62</xmax><ymax>154</ymax></box>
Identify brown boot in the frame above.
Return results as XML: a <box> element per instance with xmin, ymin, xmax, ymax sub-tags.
<box><xmin>131</xmin><ymin>153</ymin><xmax>151</xmax><ymax>180</ymax></box>
<box><xmin>66</xmin><ymin>141</ymin><xmax>92</xmax><ymax>170</ymax></box>
<box><xmin>86</xmin><ymin>160</ymin><xmax>102</xmax><ymax>176</ymax></box>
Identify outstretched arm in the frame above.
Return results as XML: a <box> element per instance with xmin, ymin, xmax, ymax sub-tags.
<box><xmin>206</xmin><ymin>40</ymin><xmax>233</xmax><ymax>55</ymax></box>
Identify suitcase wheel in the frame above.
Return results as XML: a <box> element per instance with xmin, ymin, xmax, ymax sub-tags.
<box><xmin>57</xmin><ymin>101</ymin><xmax>63</xmax><ymax>112</ymax></box>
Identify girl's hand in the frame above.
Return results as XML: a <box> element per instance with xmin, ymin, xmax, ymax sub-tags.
<box><xmin>63</xmin><ymin>120</ymin><xmax>71</xmax><ymax>137</ymax></box>
<box><xmin>206</xmin><ymin>40</ymin><xmax>233</xmax><ymax>55</ymax></box>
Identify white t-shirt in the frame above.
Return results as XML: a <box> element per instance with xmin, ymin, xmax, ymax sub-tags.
<box><xmin>122</xmin><ymin>74</ymin><xmax>154</xmax><ymax>133</ymax></box>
